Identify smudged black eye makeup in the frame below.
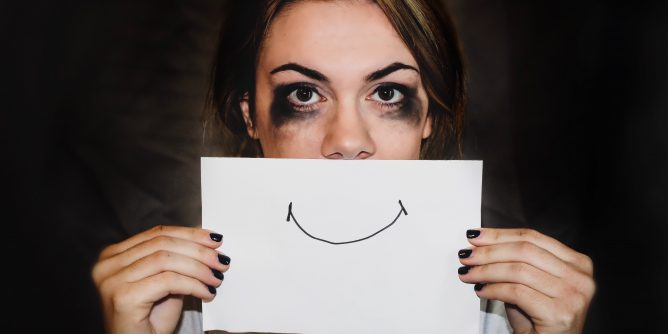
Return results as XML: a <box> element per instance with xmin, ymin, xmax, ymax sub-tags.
<box><xmin>368</xmin><ymin>83</ymin><xmax>408</xmax><ymax>110</ymax></box>
<box><xmin>270</xmin><ymin>82</ymin><xmax>326</xmax><ymax>126</ymax></box>
<box><xmin>367</xmin><ymin>83</ymin><xmax>421</xmax><ymax>123</ymax></box>
<box><xmin>287</xmin><ymin>86</ymin><xmax>323</xmax><ymax>110</ymax></box>
<box><xmin>269</xmin><ymin>81</ymin><xmax>422</xmax><ymax>127</ymax></box>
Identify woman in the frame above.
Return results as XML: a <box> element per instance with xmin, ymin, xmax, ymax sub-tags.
<box><xmin>92</xmin><ymin>0</ymin><xmax>596</xmax><ymax>333</ymax></box>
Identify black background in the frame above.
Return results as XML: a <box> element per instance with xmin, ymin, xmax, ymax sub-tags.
<box><xmin>4</xmin><ymin>1</ymin><xmax>667</xmax><ymax>332</ymax></box>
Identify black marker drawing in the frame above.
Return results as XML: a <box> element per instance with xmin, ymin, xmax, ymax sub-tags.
<box><xmin>285</xmin><ymin>200</ymin><xmax>408</xmax><ymax>245</ymax></box>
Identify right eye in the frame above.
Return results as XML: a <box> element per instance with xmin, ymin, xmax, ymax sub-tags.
<box><xmin>287</xmin><ymin>87</ymin><xmax>323</xmax><ymax>108</ymax></box>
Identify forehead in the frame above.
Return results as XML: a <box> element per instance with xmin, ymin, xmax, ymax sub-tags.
<box><xmin>259</xmin><ymin>0</ymin><xmax>417</xmax><ymax>78</ymax></box>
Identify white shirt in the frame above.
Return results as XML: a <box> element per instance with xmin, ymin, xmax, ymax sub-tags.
<box><xmin>175</xmin><ymin>297</ymin><xmax>513</xmax><ymax>333</ymax></box>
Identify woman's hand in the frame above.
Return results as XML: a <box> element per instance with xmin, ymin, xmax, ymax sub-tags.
<box><xmin>458</xmin><ymin>228</ymin><xmax>595</xmax><ymax>334</ymax></box>
<box><xmin>92</xmin><ymin>225</ymin><xmax>231</xmax><ymax>334</ymax></box>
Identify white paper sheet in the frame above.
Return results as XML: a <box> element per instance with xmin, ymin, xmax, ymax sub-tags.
<box><xmin>201</xmin><ymin>158</ymin><xmax>482</xmax><ymax>334</ymax></box>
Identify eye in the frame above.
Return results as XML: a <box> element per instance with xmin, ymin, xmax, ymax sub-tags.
<box><xmin>287</xmin><ymin>87</ymin><xmax>322</xmax><ymax>106</ymax></box>
<box><xmin>369</xmin><ymin>85</ymin><xmax>405</xmax><ymax>104</ymax></box>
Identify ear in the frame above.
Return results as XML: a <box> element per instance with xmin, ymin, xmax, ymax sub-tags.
<box><xmin>421</xmin><ymin>112</ymin><xmax>433</xmax><ymax>139</ymax></box>
<box><xmin>240</xmin><ymin>92</ymin><xmax>258</xmax><ymax>139</ymax></box>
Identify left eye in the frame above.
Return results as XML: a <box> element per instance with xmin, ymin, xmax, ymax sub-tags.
<box><xmin>287</xmin><ymin>87</ymin><xmax>321</xmax><ymax>106</ymax></box>
<box><xmin>369</xmin><ymin>86</ymin><xmax>404</xmax><ymax>104</ymax></box>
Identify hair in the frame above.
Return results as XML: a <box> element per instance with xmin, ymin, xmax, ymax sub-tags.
<box><xmin>205</xmin><ymin>0</ymin><xmax>466</xmax><ymax>159</ymax></box>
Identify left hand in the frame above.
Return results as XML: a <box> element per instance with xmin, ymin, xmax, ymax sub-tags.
<box><xmin>458</xmin><ymin>228</ymin><xmax>595</xmax><ymax>334</ymax></box>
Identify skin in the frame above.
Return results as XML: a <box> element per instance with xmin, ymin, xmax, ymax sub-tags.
<box><xmin>93</xmin><ymin>226</ymin><xmax>227</xmax><ymax>334</ymax></box>
<box><xmin>93</xmin><ymin>1</ymin><xmax>595</xmax><ymax>333</ymax></box>
<box><xmin>459</xmin><ymin>229</ymin><xmax>595</xmax><ymax>334</ymax></box>
<box><xmin>241</xmin><ymin>0</ymin><xmax>432</xmax><ymax>159</ymax></box>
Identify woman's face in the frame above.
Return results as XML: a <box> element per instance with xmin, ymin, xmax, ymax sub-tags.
<box><xmin>242</xmin><ymin>0</ymin><xmax>432</xmax><ymax>159</ymax></box>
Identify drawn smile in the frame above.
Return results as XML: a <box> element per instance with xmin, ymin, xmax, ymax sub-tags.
<box><xmin>285</xmin><ymin>200</ymin><xmax>408</xmax><ymax>245</ymax></box>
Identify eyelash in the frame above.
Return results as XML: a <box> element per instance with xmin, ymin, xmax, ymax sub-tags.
<box><xmin>367</xmin><ymin>84</ymin><xmax>408</xmax><ymax>112</ymax></box>
<box><xmin>282</xmin><ymin>83</ymin><xmax>326</xmax><ymax>113</ymax></box>
<box><xmin>279</xmin><ymin>83</ymin><xmax>411</xmax><ymax>114</ymax></box>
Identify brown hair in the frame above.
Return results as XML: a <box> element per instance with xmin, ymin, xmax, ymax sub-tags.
<box><xmin>206</xmin><ymin>0</ymin><xmax>466</xmax><ymax>159</ymax></box>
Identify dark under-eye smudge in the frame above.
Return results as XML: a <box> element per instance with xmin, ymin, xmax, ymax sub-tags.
<box><xmin>375</xmin><ymin>84</ymin><xmax>422</xmax><ymax>125</ymax></box>
<box><xmin>270</xmin><ymin>83</ymin><xmax>321</xmax><ymax>127</ymax></box>
<box><xmin>270</xmin><ymin>83</ymin><xmax>422</xmax><ymax>127</ymax></box>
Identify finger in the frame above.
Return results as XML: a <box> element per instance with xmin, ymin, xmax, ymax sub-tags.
<box><xmin>94</xmin><ymin>235</ymin><xmax>230</xmax><ymax>283</ymax></box>
<box><xmin>112</xmin><ymin>271</ymin><xmax>217</xmax><ymax>315</ymax></box>
<box><xmin>474</xmin><ymin>282</ymin><xmax>555</xmax><ymax>325</ymax></box>
<box><xmin>113</xmin><ymin>250</ymin><xmax>224</xmax><ymax>288</ymax></box>
<box><xmin>459</xmin><ymin>241</ymin><xmax>581</xmax><ymax>279</ymax></box>
<box><xmin>467</xmin><ymin>228</ymin><xmax>592</xmax><ymax>274</ymax></box>
<box><xmin>100</xmin><ymin>225</ymin><xmax>223</xmax><ymax>260</ymax></box>
<box><xmin>459</xmin><ymin>262</ymin><xmax>564</xmax><ymax>298</ymax></box>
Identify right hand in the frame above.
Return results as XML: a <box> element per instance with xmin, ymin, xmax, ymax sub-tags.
<box><xmin>92</xmin><ymin>225</ymin><xmax>230</xmax><ymax>334</ymax></box>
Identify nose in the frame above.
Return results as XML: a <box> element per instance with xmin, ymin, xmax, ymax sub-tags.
<box><xmin>321</xmin><ymin>105</ymin><xmax>376</xmax><ymax>159</ymax></box>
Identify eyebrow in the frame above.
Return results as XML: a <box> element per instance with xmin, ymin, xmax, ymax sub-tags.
<box><xmin>365</xmin><ymin>62</ymin><xmax>419</xmax><ymax>82</ymax></box>
<box><xmin>270</xmin><ymin>62</ymin><xmax>419</xmax><ymax>83</ymax></box>
<box><xmin>270</xmin><ymin>63</ymin><xmax>329</xmax><ymax>82</ymax></box>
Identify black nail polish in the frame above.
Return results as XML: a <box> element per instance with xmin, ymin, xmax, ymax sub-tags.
<box><xmin>466</xmin><ymin>229</ymin><xmax>481</xmax><ymax>239</ymax></box>
<box><xmin>458</xmin><ymin>266</ymin><xmax>471</xmax><ymax>275</ymax></box>
<box><xmin>458</xmin><ymin>249</ymin><xmax>472</xmax><ymax>259</ymax></box>
<box><xmin>474</xmin><ymin>283</ymin><xmax>485</xmax><ymax>291</ymax></box>
<box><xmin>218</xmin><ymin>254</ymin><xmax>231</xmax><ymax>265</ymax></box>
<box><xmin>210</xmin><ymin>233</ymin><xmax>223</xmax><ymax>242</ymax></box>
<box><xmin>207</xmin><ymin>285</ymin><xmax>217</xmax><ymax>295</ymax></box>
<box><xmin>212</xmin><ymin>269</ymin><xmax>224</xmax><ymax>280</ymax></box>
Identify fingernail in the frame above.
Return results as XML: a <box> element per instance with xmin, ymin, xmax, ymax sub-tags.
<box><xmin>218</xmin><ymin>254</ymin><xmax>231</xmax><ymax>265</ymax></box>
<box><xmin>458</xmin><ymin>266</ymin><xmax>471</xmax><ymax>275</ymax></box>
<box><xmin>207</xmin><ymin>285</ymin><xmax>217</xmax><ymax>295</ymax></box>
<box><xmin>458</xmin><ymin>249</ymin><xmax>473</xmax><ymax>258</ymax></box>
<box><xmin>466</xmin><ymin>229</ymin><xmax>481</xmax><ymax>239</ymax></box>
<box><xmin>212</xmin><ymin>269</ymin><xmax>224</xmax><ymax>280</ymax></box>
<box><xmin>210</xmin><ymin>233</ymin><xmax>223</xmax><ymax>242</ymax></box>
<box><xmin>474</xmin><ymin>283</ymin><xmax>485</xmax><ymax>291</ymax></box>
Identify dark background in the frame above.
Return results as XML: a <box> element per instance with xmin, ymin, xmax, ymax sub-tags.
<box><xmin>4</xmin><ymin>1</ymin><xmax>667</xmax><ymax>333</ymax></box>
